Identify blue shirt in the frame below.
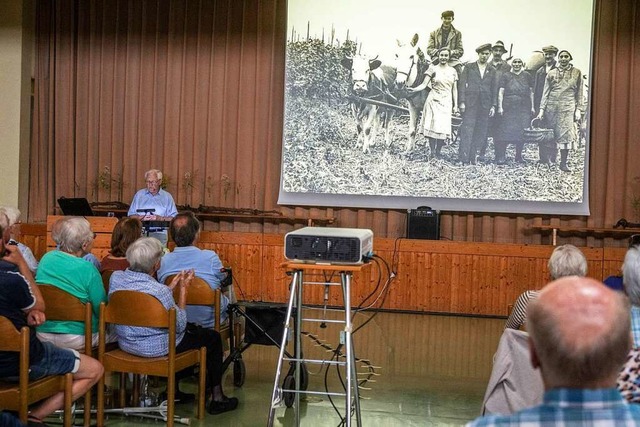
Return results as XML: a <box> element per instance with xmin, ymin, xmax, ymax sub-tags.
<box><xmin>108</xmin><ymin>269</ymin><xmax>186</xmax><ymax>357</ymax></box>
<box><xmin>127</xmin><ymin>188</ymin><xmax>178</xmax><ymax>218</ymax></box>
<box><xmin>632</xmin><ymin>305</ymin><xmax>640</xmax><ymax>347</ymax></box>
<box><xmin>467</xmin><ymin>388</ymin><xmax>640</xmax><ymax>426</ymax></box>
<box><xmin>157</xmin><ymin>246</ymin><xmax>229</xmax><ymax>326</ymax></box>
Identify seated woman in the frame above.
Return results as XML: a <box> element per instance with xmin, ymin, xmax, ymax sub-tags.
<box><xmin>35</xmin><ymin>217</ymin><xmax>108</xmax><ymax>350</ymax></box>
<box><xmin>0</xmin><ymin>206</ymin><xmax>39</xmax><ymax>274</ymax></box>
<box><xmin>101</xmin><ymin>217</ymin><xmax>142</xmax><ymax>273</ymax></box>
<box><xmin>109</xmin><ymin>238</ymin><xmax>238</xmax><ymax>414</ymax></box>
<box><xmin>505</xmin><ymin>244</ymin><xmax>587</xmax><ymax>330</ymax></box>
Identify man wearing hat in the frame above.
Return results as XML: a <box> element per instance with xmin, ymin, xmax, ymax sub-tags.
<box><xmin>484</xmin><ymin>41</ymin><xmax>512</xmax><ymax>162</ymax></box>
<box><xmin>534</xmin><ymin>45</ymin><xmax>559</xmax><ymax>164</ymax></box>
<box><xmin>458</xmin><ymin>43</ymin><xmax>498</xmax><ymax>165</ymax></box>
<box><xmin>427</xmin><ymin>10</ymin><xmax>464</xmax><ymax>66</ymax></box>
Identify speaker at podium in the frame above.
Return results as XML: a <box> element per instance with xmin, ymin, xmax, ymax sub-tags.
<box><xmin>406</xmin><ymin>207</ymin><xmax>440</xmax><ymax>240</ymax></box>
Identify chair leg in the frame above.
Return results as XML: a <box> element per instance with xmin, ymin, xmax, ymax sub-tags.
<box><xmin>97</xmin><ymin>372</ymin><xmax>105</xmax><ymax>427</ymax></box>
<box><xmin>63</xmin><ymin>373</ymin><xmax>73</xmax><ymax>427</ymax></box>
<box><xmin>198</xmin><ymin>347</ymin><xmax>207</xmax><ymax>419</ymax></box>
<box><xmin>167</xmin><ymin>373</ymin><xmax>175</xmax><ymax>427</ymax></box>
<box><xmin>83</xmin><ymin>388</ymin><xmax>92</xmax><ymax>426</ymax></box>
<box><xmin>119</xmin><ymin>373</ymin><xmax>126</xmax><ymax>408</ymax></box>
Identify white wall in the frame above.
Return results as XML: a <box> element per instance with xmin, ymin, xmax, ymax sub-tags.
<box><xmin>0</xmin><ymin>0</ymin><xmax>32</xmax><ymax>213</ymax></box>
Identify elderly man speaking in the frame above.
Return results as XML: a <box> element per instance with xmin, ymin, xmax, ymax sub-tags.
<box><xmin>128</xmin><ymin>169</ymin><xmax>177</xmax><ymax>246</ymax></box>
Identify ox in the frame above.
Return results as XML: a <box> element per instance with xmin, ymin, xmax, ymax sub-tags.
<box><xmin>392</xmin><ymin>33</ymin><xmax>430</xmax><ymax>152</ymax></box>
<box><xmin>341</xmin><ymin>55</ymin><xmax>397</xmax><ymax>153</ymax></box>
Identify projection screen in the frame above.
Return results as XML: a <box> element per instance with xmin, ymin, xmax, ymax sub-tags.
<box><xmin>278</xmin><ymin>0</ymin><xmax>595</xmax><ymax>215</ymax></box>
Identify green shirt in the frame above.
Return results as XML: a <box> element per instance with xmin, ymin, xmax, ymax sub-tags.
<box><xmin>36</xmin><ymin>250</ymin><xmax>106</xmax><ymax>334</ymax></box>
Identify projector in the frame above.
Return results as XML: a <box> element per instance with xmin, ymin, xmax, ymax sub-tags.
<box><xmin>284</xmin><ymin>227</ymin><xmax>373</xmax><ymax>264</ymax></box>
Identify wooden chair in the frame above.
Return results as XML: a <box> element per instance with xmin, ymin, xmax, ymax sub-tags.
<box><xmin>96</xmin><ymin>291</ymin><xmax>206</xmax><ymax>427</ymax></box>
<box><xmin>0</xmin><ymin>316</ymin><xmax>73</xmax><ymax>427</ymax></box>
<box><xmin>166</xmin><ymin>275</ymin><xmax>239</xmax><ymax>344</ymax></box>
<box><xmin>37</xmin><ymin>284</ymin><xmax>93</xmax><ymax>426</ymax></box>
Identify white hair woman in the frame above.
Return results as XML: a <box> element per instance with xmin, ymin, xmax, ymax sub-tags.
<box><xmin>505</xmin><ymin>244</ymin><xmax>587</xmax><ymax>330</ymax></box>
<box><xmin>0</xmin><ymin>206</ymin><xmax>39</xmax><ymax>274</ymax></box>
<box><xmin>109</xmin><ymin>237</ymin><xmax>239</xmax><ymax>414</ymax></box>
<box><xmin>35</xmin><ymin>217</ymin><xmax>109</xmax><ymax>350</ymax></box>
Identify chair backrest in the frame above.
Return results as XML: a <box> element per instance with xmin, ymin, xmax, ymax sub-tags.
<box><xmin>166</xmin><ymin>275</ymin><xmax>223</xmax><ymax>331</ymax></box>
<box><xmin>0</xmin><ymin>316</ymin><xmax>27</xmax><ymax>353</ymax></box>
<box><xmin>38</xmin><ymin>284</ymin><xmax>93</xmax><ymax>355</ymax></box>
<box><xmin>101</xmin><ymin>270</ymin><xmax>114</xmax><ymax>293</ymax></box>
<box><xmin>104</xmin><ymin>290</ymin><xmax>171</xmax><ymax>328</ymax></box>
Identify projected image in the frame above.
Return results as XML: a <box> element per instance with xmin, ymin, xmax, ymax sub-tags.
<box><xmin>279</xmin><ymin>0</ymin><xmax>594</xmax><ymax>215</ymax></box>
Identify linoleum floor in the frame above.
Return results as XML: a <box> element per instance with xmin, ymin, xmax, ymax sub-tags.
<box><xmin>56</xmin><ymin>311</ymin><xmax>506</xmax><ymax>426</ymax></box>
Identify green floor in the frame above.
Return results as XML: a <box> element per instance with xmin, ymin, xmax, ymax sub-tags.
<box><xmin>54</xmin><ymin>311</ymin><xmax>506</xmax><ymax>426</ymax></box>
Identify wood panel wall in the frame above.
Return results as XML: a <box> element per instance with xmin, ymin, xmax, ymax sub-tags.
<box><xmin>20</xmin><ymin>224</ymin><xmax>625</xmax><ymax>317</ymax></box>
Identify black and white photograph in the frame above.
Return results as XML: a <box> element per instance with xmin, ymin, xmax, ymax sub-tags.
<box><xmin>279</xmin><ymin>0</ymin><xmax>595</xmax><ymax>215</ymax></box>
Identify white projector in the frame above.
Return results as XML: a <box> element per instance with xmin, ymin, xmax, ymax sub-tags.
<box><xmin>284</xmin><ymin>227</ymin><xmax>374</xmax><ymax>264</ymax></box>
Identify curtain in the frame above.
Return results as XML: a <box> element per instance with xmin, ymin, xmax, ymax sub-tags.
<box><xmin>30</xmin><ymin>0</ymin><xmax>640</xmax><ymax>246</ymax></box>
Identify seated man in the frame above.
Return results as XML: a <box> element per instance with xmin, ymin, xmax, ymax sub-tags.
<box><xmin>109</xmin><ymin>237</ymin><xmax>238</xmax><ymax>414</ymax></box>
<box><xmin>0</xmin><ymin>223</ymin><xmax>103</xmax><ymax>426</ymax></box>
<box><xmin>158</xmin><ymin>211</ymin><xmax>229</xmax><ymax>326</ymax></box>
<box><xmin>468</xmin><ymin>276</ymin><xmax>640</xmax><ymax>426</ymax></box>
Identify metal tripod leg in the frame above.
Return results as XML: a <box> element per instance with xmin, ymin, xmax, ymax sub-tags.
<box><xmin>267</xmin><ymin>270</ymin><xmax>301</xmax><ymax>426</ymax></box>
<box><xmin>342</xmin><ymin>272</ymin><xmax>362</xmax><ymax>427</ymax></box>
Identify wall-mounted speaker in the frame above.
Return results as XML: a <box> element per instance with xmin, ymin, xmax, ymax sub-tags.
<box><xmin>407</xmin><ymin>207</ymin><xmax>440</xmax><ymax>240</ymax></box>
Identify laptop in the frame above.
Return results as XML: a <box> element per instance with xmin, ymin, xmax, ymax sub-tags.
<box><xmin>57</xmin><ymin>197</ymin><xmax>94</xmax><ymax>216</ymax></box>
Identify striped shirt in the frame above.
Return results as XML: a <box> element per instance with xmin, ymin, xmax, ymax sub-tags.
<box><xmin>631</xmin><ymin>305</ymin><xmax>640</xmax><ymax>347</ymax></box>
<box><xmin>108</xmin><ymin>269</ymin><xmax>186</xmax><ymax>357</ymax></box>
<box><xmin>505</xmin><ymin>290</ymin><xmax>539</xmax><ymax>330</ymax></box>
<box><xmin>467</xmin><ymin>388</ymin><xmax>640</xmax><ymax>426</ymax></box>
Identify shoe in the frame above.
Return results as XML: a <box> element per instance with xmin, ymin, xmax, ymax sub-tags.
<box><xmin>159</xmin><ymin>389</ymin><xmax>196</xmax><ymax>404</ymax></box>
<box><xmin>207</xmin><ymin>396</ymin><xmax>239</xmax><ymax>415</ymax></box>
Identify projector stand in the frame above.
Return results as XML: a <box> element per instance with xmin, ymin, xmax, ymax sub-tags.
<box><xmin>267</xmin><ymin>262</ymin><xmax>368</xmax><ymax>427</ymax></box>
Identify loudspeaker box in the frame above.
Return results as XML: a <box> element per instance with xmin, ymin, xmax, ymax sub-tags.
<box><xmin>407</xmin><ymin>207</ymin><xmax>440</xmax><ymax>240</ymax></box>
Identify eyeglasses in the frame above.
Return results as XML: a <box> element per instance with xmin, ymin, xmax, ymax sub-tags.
<box><xmin>92</xmin><ymin>232</ymin><xmax>97</xmax><ymax>240</ymax></box>
<box><xmin>630</xmin><ymin>234</ymin><xmax>640</xmax><ymax>248</ymax></box>
<box><xmin>146</xmin><ymin>180</ymin><xmax>161</xmax><ymax>185</ymax></box>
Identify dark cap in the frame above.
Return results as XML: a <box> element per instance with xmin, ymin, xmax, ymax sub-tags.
<box><xmin>492</xmin><ymin>41</ymin><xmax>507</xmax><ymax>54</ymax></box>
<box><xmin>476</xmin><ymin>43</ymin><xmax>492</xmax><ymax>53</ymax></box>
<box><xmin>541</xmin><ymin>45</ymin><xmax>559</xmax><ymax>54</ymax></box>
<box><xmin>441</xmin><ymin>10</ymin><xmax>454</xmax><ymax>18</ymax></box>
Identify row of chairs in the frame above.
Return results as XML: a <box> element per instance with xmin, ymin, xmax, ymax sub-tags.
<box><xmin>0</xmin><ymin>278</ymin><xmax>230</xmax><ymax>427</ymax></box>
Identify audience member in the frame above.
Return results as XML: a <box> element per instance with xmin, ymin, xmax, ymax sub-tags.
<box><xmin>157</xmin><ymin>211</ymin><xmax>230</xmax><ymax>326</ymax></box>
<box><xmin>0</xmin><ymin>206</ymin><xmax>38</xmax><ymax>274</ymax></box>
<box><xmin>36</xmin><ymin>217</ymin><xmax>107</xmax><ymax>350</ymax></box>
<box><xmin>505</xmin><ymin>244</ymin><xmax>587</xmax><ymax>330</ymax></box>
<box><xmin>603</xmin><ymin>234</ymin><xmax>640</xmax><ymax>292</ymax></box>
<box><xmin>0</xmin><ymin>211</ymin><xmax>18</xmax><ymax>273</ymax></box>
<box><xmin>109</xmin><ymin>237</ymin><xmax>238</xmax><ymax>414</ymax></box>
<box><xmin>100</xmin><ymin>216</ymin><xmax>142</xmax><ymax>273</ymax></box>
<box><xmin>469</xmin><ymin>276</ymin><xmax>640</xmax><ymax>426</ymax></box>
<box><xmin>51</xmin><ymin>217</ymin><xmax>102</xmax><ymax>270</ymax></box>
<box><xmin>0</xmin><ymin>223</ymin><xmax>103</xmax><ymax>426</ymax></box>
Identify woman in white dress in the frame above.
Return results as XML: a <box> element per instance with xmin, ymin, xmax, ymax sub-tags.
<box><xmin>408</xmin><ymin>48</ymin><xmax>459</xmax><ymax>158</ymax></box>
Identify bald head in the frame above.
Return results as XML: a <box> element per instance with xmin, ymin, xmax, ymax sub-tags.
<box><xmin>528</xmin><ymin>276</ymin><xmax>631</xmax><ymax>389</ymax></box>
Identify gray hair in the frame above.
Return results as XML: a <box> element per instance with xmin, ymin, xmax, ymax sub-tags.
<box><xmin>548</xmin><ymin>244</ymin><xmax>587</xmax><ymax>280</ymax></box>
<box><xmin>126</xmin><ymin>237</ymin><xmax>164</xmax><ymax>273</ymax></box>
<box><xmin>623</xmin><ymin>247</ymin><xmax>640</xmax><ymax>306</ymax></box>
<box><xmin>0</xmin><ymin>211</ymin><xmax>8</xmax><ymax>230</ymax></box>
<box><xmin>144</xmin><ymin>169</ymin><xmax>163</xmax><ymax>181</ymax></box>
<box><xmin>58</xmin><ymin>217</ymin><xmax>94</xmax><ymax>253</ymax></box>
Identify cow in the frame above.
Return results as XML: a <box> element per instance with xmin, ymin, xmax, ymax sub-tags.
<box><xmin>341</xmin><ymin>55</ymin><xmax>397</xmax><ymax>153</ymax></box>
<box><xmin>392</xmin><ymin>33</ymin><xmax>430</xmax><ymax>152</ymax></box>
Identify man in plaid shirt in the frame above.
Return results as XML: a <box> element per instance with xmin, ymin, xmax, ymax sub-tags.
<box><xmin>468</xmin><ymin>276</ymin><xmax>640</xmax><ymax>426</ymax></box>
